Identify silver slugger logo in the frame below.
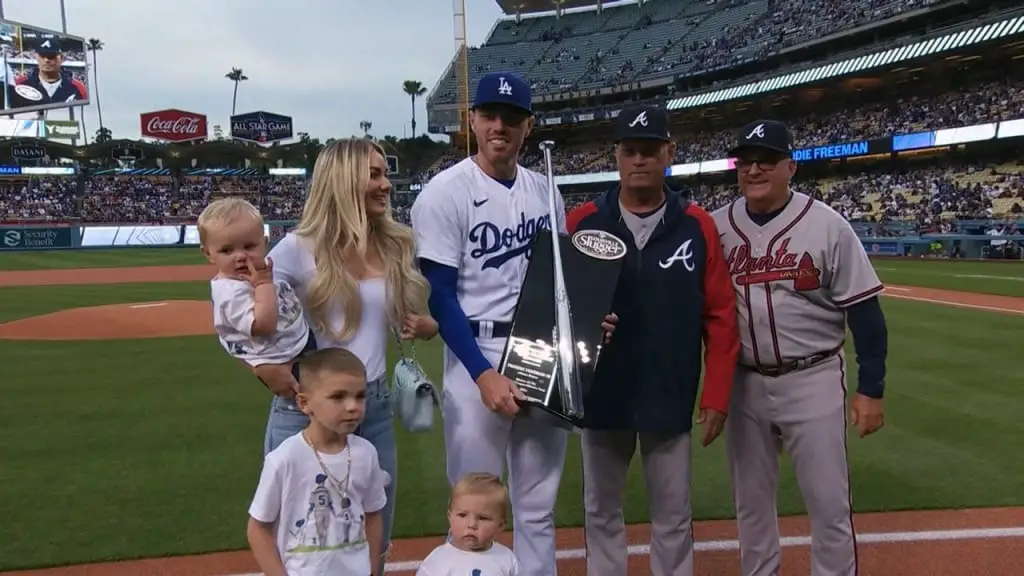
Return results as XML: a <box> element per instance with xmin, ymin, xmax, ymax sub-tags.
<box><xmin>571</xmin><ymin>230</ymin><xmax>627</xmax><ymax>260</ymax></box>
<box><xmin>146</xmin><ymin>116</ymin><xmax>202</xmax><ymax>136</ymax></box>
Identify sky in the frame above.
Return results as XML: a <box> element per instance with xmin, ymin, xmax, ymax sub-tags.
<box><xmin>1</xmin><ymin>0</ymin><xmax>507</xmax><ymax>142</ymax></box>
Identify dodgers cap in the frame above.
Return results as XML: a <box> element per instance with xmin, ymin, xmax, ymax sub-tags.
<box><xmin>728</xmin><ymin>120</ymin><xmax>793</xmax><ymax>157</ymax></box>
<box><xmin>615</xmin><ymin>104</ymin><xmax>671</xmax><ymax>143</ymax></box>
<box><xmin>472</xmin><ymin>72</ymin><xmax>532</xmax><ymax>115</ymax></box>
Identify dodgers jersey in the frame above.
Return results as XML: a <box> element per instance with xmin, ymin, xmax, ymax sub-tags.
<box><xmin>411</xmin><ymin>157</ymin><xmax>567</xmax><ymax>323</ymax></box>
<box><xmin>712</xmin><ymin>192</ymin><xmax>883</xmax><ymax>367</ymax></box>
<box><xmin>210</xmin><ymin>276</ymin><xmax>309</xmax><ymax>366</ymax></box>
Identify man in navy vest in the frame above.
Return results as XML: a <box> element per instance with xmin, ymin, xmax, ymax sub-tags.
<box><xmin>566</xmin><ymin>104</ymin><xmax>740</xmax><ymax>576</ymax></box>
<box><xmin>9</xmin><ymin>38</ymin><xmax>87</xmax><ymax>110</ymax></box>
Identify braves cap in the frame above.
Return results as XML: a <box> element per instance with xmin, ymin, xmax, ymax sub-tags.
<box><xmin>472</xmin><ymin>72</ymin><xmax>533</xmax><ymax>115</ymax></box>
<box><xmin>615</xmin><ymin>104</ymin><xmax>671</xmax><ymax>143</ymax></box>
<box><xmin>36</xmin><ymin>38</ymin><xmax>61</xmax><ymax>55</ymax></box>
<box><xmin>728</xmin><ymin>120</ymin><xmax>793</xmax><ymax>157</ymax></box>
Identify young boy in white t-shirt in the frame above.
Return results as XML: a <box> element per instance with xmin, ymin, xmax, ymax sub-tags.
<box><xmin>416</xmin><ymin>472</ymin><xmax>520</xmax><ymax>576</ymax></box>
<box><xmin>199</xmin><ymin>198</ymin><xmax>312</xmax><ymax>397</ymax></box>
<box><xmin>248</xmin><ymin>347</ymin><xmax>388</xmax><ymax>576</ymax></box>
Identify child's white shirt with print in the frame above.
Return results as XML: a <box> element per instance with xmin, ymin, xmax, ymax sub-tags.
<box><xmin>210</xmin><ymin>277</ymin><xmax>308</xmax><ymax>366</ymax></box>
<box><xmin>416</xmin><ymin>542</ymin><xmax>520</xmax><ymax>576</ymax></box>
<box><xmin>248</xmin><ymin>433</ymin><xmax>387</xmax><ymax>576</ymax></box>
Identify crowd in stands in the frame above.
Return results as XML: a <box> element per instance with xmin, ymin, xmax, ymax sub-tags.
<box><xmin>2</xmin><ymin>162</ymin><xmax>1021</xmax><ymax>236</ymax></box>
<box><xmin>419</xmin><ymin>77</ymin><xmax>1024</xmax><ymax>184</ymax></box>
<box><xmin>432</xmin><ymin>0</ymin><xmax>938</xmax><ymax>104</ymax></box>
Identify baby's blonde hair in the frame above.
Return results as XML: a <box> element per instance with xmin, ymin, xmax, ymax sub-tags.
<box><xmin>197</xmin><ymin>197</ymin><xmax>264</xmax><ymax>244</ymax></box>
<box><xmin>449</xmin><ymin>472</ymin><xmax>509</xmax><ymax>521</ymax></box>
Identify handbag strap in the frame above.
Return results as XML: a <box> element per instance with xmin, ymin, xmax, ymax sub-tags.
<box><xmin>391</xmin><ymin>327</ymin><xmax>419</xmax><ymax>363</ymax></box>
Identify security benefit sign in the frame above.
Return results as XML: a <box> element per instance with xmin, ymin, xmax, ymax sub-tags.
<box><xmin>0</xmin><ymin>19</ymin><xmax>89</xmax><ymax>114</ymax></box>
<box><xmin>1</xmin><ymin>227</ymin><xmax>73</xmax><ymax>251</ymax></box>
<box><xmin>230</xmin><ymin>111</ymin><xmax>293</xmax><ymax>144</ymax></box>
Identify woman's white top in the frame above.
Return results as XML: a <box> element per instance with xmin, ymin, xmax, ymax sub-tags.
<box><xmin>268</xmin><ymin>233</ymin><xmax>389</xmax><ymax>381</ymax></box>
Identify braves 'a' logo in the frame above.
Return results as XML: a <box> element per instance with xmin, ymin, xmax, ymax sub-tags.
<box><xmin>659</xmin><ymin>239</ymin><xmax>695</xmax><ymax>271</ymax></box>
<box><xmin>469</xmin><ymin>212</ymin><xmax>551</xmax><ymax>270</ymax></box>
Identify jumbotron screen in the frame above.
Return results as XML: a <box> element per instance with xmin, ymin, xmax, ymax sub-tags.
<box><xmin>0</xmin><ymin>19</ymin><xmax>89</xmax><ymax>115</ymax></box>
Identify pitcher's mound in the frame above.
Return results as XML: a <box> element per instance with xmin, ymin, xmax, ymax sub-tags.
<box><xmin>0</xmin><ymin>301</ymin><xmax>214</xmax><ymax>340</ymax></box>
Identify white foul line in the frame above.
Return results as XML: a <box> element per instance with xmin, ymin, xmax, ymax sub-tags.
<box><xmin>225</xmin><ymin>526</ymin><xmax>1024</xmax><ymax>574</ymax></box>
<box><xmin>130</xmin><ymin>302</ymin><xmax>167</xmax><ymax>309</ymax></box>
<box><xmin>882</xmin><ymin>293</ymin><xmax>1024</xmax><ymax>315</ymax></box>
<box><xmin>955</xmin><ymin>274</ymin><xmax>1024</xmax><ymax>282</ymax></box>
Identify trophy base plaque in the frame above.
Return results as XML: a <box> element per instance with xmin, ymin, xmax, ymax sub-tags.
<box><xmin>498</xmin><ymin>229</ymin><xmax>626</xmax><ymax>429</ymax></box>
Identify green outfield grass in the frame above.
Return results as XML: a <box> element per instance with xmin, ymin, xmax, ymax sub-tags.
<box><xmin>0</xmin><ymin>252</ymin><xmax>1022</xmax><ymax>569</ymax></box>
<box><xmin>872</xmin><ymin>259</ymin><xmax>1024</xmax><ymax>297</ymax></box>
<box><xmin>0</xmin><ymin>247</ymin><xmax>204</xmax><ymax>270</ymax></box>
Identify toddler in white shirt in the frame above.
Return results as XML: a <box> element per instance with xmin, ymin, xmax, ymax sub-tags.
<box><xmin>417</xmin><ymin>473</ymin><xmax>520</xmax><ymax>576</ymax></box>
<box><xmin>199</xmin><ymin>198</ymin><xmax>312</xmax><ymax>397</ymax></box>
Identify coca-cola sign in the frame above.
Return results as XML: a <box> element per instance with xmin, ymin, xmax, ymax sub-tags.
<box><xmin>139</xmin><ymin>109</ymin><xmax>208</xmax><ymax>142</ymax></box>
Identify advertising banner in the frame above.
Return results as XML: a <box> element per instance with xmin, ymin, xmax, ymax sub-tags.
<box><xmin>44</xmin><ymin>119</ymin><xmax>80</xmax><ymax>140</ymax></box>
<box><xmin>230</xmin><ymin>111</ymin><xmax>293</xmax><ymax>144</ymax></box>
<box><xmin>0</xmin><ymin>19</ymin><xmax>89</xmax><ymax>115</ymax></box>
<box><xmin>140</xmin><ymin>109</ymin><xmax>208</xmax><ymax>142</ymax></box>
<box><xmin>0</xmin><ymin>118</ymin><xmax>43</xmax><ymax>137</ymax></box>
<box><xmin>1</xmin><ymin>226</ymin><xmax>72</xmax><ymax>250</ymax></box>
<box><xmin>791</xmin><ymin>138</ymin><xmax>891</xmax><ymax>162</ymax></box>
<box><xmin>10</xmin><ymin>141</ymin><xmax>46</xmax><ymax>160</ymax></box>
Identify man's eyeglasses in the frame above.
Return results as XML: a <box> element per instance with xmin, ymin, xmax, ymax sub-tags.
<box><xmin>735</xmin><ymin>158</ymin><xmax>788</xmax><ymax>172</ymax></box>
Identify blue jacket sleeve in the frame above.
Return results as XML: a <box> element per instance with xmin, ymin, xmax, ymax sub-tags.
<box><xmin>420</xmin><ymin>258</ymin><xmax>493</xmax><ymax>381</ymax></box>
<box><xmin>845</xmin><ymin>295</ymin><xmax>887</xmax><ymax>399</ymax></box>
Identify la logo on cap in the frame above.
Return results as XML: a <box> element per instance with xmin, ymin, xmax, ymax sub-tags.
<box><xmin>498</xmin><ymin>77</ymin><xmax>513</xmax><ymax>95</ymax></box>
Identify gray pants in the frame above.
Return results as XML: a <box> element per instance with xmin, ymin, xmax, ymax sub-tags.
<box><xmin>582</xmin><ymin>430</ymin><xmax>694</xmax><ymax>576</ymax></box>
<box><xmin>727</xmin><ymin>361</ymin><xmax>856</xmax><ymax>576</ymax></box>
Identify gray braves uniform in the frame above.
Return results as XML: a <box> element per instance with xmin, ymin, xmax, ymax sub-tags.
<box><xmin>712</xmin><ymin>191</ymin><xmax>883</xmax><ymax>576</ymax></box>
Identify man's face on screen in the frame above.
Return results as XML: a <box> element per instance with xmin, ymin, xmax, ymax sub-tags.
<box><xmin>36</xmin><ymin>52</ymin><xmax>62</xmax><ymax>78</ymax></box>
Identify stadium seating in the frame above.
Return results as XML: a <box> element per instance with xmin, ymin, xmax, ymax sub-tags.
<box><xmin>428</xmin><ymin>0</ymin><xmax>937</xmax><ymax>104</ymax></box>
<box><xmin>418</xmin><ymin>76</ymin><xmax>1024</xmax><ymax>185</ymax></box>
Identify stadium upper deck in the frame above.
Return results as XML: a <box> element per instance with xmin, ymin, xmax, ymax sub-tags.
<box><xmin>427</xmin><ymin>0</ymin><xmax>941</xmax><ymax>112</ymax></box>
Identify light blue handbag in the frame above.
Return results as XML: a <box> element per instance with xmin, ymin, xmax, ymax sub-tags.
<box><xmin>391</xmin><ymin>331</ymin><xmax>440</xmax><ymax>433</ymax></box>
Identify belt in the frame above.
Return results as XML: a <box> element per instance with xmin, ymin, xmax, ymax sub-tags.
<box><xmin>744</xmin><ymin>346</ymin><xmax>842</xmax><ymax>378</ymax></box>
<box><xmin>469</xmin><ymin>320</ymin><xmax>512</xmax><ymax>339</ymax></box>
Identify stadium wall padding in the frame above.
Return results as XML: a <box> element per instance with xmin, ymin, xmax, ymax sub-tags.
<box><xmin>0</xmin><ymin>222</ymin><xmax>1020</xmax><ymax>258</ymax></box>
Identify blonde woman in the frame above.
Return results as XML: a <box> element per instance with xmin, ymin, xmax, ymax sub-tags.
<box><xmin>262</xmin><ymin>138</ymin><xmax>437</xmax><ymax>571</ymax></box>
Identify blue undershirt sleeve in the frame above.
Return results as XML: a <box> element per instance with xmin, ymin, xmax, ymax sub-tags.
<box><xmin>845</xmin><ymin>295</ymin><xmax>887</xmax><ymax>399</ymax></box>
<box><xmin>420</xmin><ymin>258</ymin><xmax>493</xmax><ymax>382</ymax></box>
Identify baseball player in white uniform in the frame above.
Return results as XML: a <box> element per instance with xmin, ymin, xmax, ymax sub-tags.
<box><xmin>412</xmin><ymin>72</ymin><xmax>614</xmax><ymax>575</ymax></box>
<box><xmin>712</xmin><ymin>120</ymin><xmax>889</xmax><ymax>576</ymax></box>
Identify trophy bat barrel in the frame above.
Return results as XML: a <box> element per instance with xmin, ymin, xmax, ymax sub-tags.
<box><xmin>539</xmin><ymin>140</ymin><xmax>584</xmax><ymax>419</ymax></box>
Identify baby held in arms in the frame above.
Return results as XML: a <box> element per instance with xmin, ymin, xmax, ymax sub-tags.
<box><xmin>200</xmin><ymin>198</ymin><xmax>313</xmax><ymax>396</ymax></box>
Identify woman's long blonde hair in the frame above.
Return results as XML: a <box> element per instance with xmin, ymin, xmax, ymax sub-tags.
<box><xmin>294</xmin><ymin>138</ymin><xmax>430</xmax><ymax>341</ymax></box>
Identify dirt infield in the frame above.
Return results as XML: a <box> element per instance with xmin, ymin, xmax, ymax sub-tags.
<box><xmin>0</xmin><ymin>301</ymin><xmax>212</xmax><ymax>340</ymax></box>
<box><xmin>5</xmin><ymin>508</ymin><xmax>1023</xmax><ymax>575</ymax></box>
<box><xmin>0</xmin><ymin>264</ymin><xmax>215</xmax><ymax>287</ymax></box>
<box><xmin>0</xmin><ymin>264</ymin><xmax>1022</xmax><ymax>574</ymax></box>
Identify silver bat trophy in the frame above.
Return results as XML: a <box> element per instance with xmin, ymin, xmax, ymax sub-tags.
<box><xmin>539</xmin><ymin>140</ymin><xmax>584</xmax><ymax>419</ymax></box>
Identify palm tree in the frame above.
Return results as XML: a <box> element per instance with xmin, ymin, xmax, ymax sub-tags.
<box><xmin>402</xmin><ymin>80</ymin><xmax>427</xmax><ymax>139</ymax></box>
<box><xmin>87</xmin><ymin>38</ymin><xmax>104</xmax><ymax>133</ymax></box>
<box><xmin>225</xmin><ymin>67</ymin><xmax>248</xmax><ymax>116</ymax></box>
<box><xmin>359</xmin><ymin>120</ymin><xmax>372</xmax><ymax>138</ymax></box>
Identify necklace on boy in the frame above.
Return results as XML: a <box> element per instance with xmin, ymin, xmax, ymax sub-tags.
<box><xmin>302</xmin><ymin>430</ymin><xmax>352</xmax><ymax>500</ymax></box>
